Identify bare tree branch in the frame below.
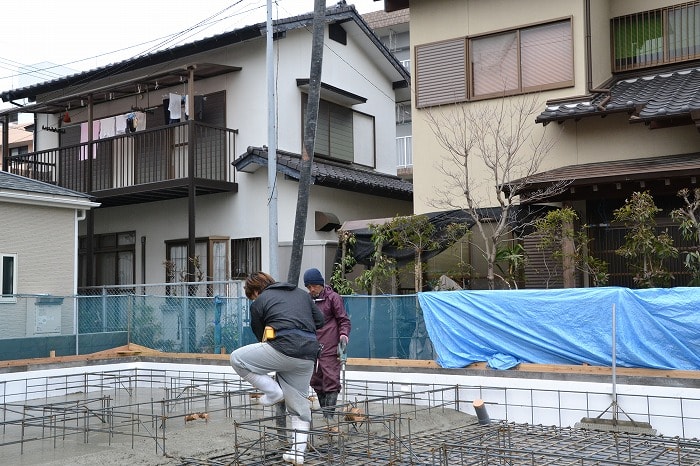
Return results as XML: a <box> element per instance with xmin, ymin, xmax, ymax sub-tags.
<box><xmin>424</xmin><ymin>94</ymin><xmax>569</xmax><ymax>288</ymax></box>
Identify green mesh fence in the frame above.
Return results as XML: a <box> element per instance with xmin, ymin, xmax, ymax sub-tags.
<box><xmin>77</xmin><ymin>295</ymin><xmax>251</xmax><ymax>354</ymax></box>
<box><xmin>342</xmin><ymin>295</ymin><xmax>435</xmax><ymax>360</ymax></box>
<box><xmin>70</xmin><ymin>293</ymin><xmax>436</xmax><ymax>360</ymax></box>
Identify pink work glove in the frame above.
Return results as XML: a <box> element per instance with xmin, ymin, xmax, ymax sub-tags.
<box><xmin>339</xmin><ymin>335</ymin><xmax>349</xmax><ymax>345</ymax></box>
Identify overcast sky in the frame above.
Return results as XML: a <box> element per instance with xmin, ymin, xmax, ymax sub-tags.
<box><xmin>0</xmin><ymin>0</ymin><xmax>383</xmax><ymax>98</ymax></box>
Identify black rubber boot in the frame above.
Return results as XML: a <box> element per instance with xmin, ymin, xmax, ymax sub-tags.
<box><xmin>316</xmin><ymin>392</ymin><xmax>327</xmax><ymax>411</ymax></box>
<box><xmin>322</xmin><ymin>391</ymin><xmax>338</xmax><ymax>421</ymax></box>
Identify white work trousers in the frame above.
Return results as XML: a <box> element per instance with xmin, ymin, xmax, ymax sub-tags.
<box><xmin>230</xmin><ymin>343</ymin><xmax>314</xmax><ymax>422</ymax></box>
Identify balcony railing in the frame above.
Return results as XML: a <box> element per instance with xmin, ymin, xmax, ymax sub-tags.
<box><xmin>612</xmin><ymin>2</ymin><xmax>700</xmax><ymax>72</ymax></box>
<box><xmin>6</xmin><ymin>121</ymin><xmax>238</xmax><ymax>206</ymax></box>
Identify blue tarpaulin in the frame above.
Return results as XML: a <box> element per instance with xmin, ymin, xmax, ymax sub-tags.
<box><xmin>418</xmin><ymin>287</ymin><xmax>700</xmax><ymax>370</ymax></box>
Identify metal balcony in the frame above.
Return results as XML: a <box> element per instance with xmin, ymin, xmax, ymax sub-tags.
<box><xmin>6</xmin><ymin>121</ymin><xmax>238</xmax><ymax>207</ymax></box>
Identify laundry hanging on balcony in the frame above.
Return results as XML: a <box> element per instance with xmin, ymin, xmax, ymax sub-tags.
<box><xmin>79</xmin><ymin>121</ymin><xmax>101</xmax><ymax>160</ymax></box>
<box><xmin>168</xmin><ymin>93</ymin><xmax>182</xmax><ymax>122</ymax></box>
<box><xmin>126</xmin><ymin>112</ymin><xmax>138</xmax><ymax>133</ymax></box>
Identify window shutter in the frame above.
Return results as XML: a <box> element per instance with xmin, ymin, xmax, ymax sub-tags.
<box><xmin>329</xmin><ymin>104</ymin><xmax>353</xmax><ymax>162</ymax></box>
<box><xmin>315</xmin><ymin>100</ymin><xmax>331</xmax><ymax>157</ymax></box>
<box><xmin>415</xmin><ymin>39</ymin><xmax>467</xmax><ymax>107</ymax></box>
<box><xmin>521</xmin><ymin>20</ymin><xmax>573</xmax><ymax>90</ymax></box>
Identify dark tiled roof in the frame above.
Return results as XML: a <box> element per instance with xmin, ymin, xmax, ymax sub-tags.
<box><xmin>518</xmin><ymin>152</ymin><xmax>700</xmax><ymax>187</ymax></box>
<box><xmin>536</xmin><ymin>67</ymin><xmax>700</xmax><ymax>125</ymax></box>
<box><xmin>0</xmin><ymin>4</ymin><xmax>408</xmax><ymax>107</ymax></box>
<box><xmin>0</xmin><ymin>171</ymin><xmax>93</xmax><ymax>199</ymax></box>
<box><xmin>233</xmin><ymin>146</ymin><xmax>413</xmax><ymax>201</ymax></box>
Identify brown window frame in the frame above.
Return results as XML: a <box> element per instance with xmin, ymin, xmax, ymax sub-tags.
<box><xmin>414</xmin><ymin>18</ymin><xmax>574</xmax><ymax>107</ymax></box>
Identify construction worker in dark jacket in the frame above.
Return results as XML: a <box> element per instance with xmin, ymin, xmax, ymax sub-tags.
<box><xmin>230</xmin><ymin>271</ymin><xmax>324</xmax><ymax>465</ymax></box>
<box><xmin>303</xmin><ymin>268</ymin><xmax>351</xmax><ymax>427</ymax></box>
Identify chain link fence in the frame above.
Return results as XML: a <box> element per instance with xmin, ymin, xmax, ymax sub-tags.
<box><xmin>0</xmin><ymin>283</ymin><xmax>435</xmax><ymax>361</ymax></box>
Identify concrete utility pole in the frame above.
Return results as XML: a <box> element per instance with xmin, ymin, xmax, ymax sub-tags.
<box><xmin>266</xmin><ymin>0</ymin><xmax>279</xmax><ymax>279</ymax></box>
<box><xmin>287</xmin><ymin>0</ymin><xmax>325</xmax><ymax>285</ymax></box>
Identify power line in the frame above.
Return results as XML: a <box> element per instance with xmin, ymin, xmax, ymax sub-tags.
<box><xmin>0</xmin><ymin>1</ymin><xmax>258</xmax><ymax>86</ymax></box>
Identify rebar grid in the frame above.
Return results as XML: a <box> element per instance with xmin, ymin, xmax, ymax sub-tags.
<box><xmin>0</xmin><ymin>369</ymin><xmax>255</xmax><ymax>456</ymax></box>
<box><xmin>182</xmin><ymin>395</ymin><xmax>464</xmax><ymax>465</ymax></box>
<box><xmin>1</xmin><ymin>368</ymin><xmax>700</xmax><ymax>465</ymax></box>
<box><xmin>432</xmin><ymin>423</ymin><xmax>700</xmax><ymax>466</ymax></box>
<box><xmin>198</xmin><ymin>420</ymin><xmax>700</xmax><ymax>466</ymax></box>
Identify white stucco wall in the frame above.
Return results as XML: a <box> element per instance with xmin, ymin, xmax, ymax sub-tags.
<box><xmin>90</xmin><ymin>167</ymin><xmax>411</xmax><ymax>284</ymax></box>
<box><xmin>47</xmin><ymin>17</ymin><xmax>410</xmax><ymax>282</ymax></box>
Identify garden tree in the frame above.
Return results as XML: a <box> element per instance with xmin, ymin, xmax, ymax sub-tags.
<box><xmin>329</xmin><ymin>229</ymin><xmax>357</xmax><ymax>295</ymax></box>
<box><xmin>355</xmin><ymin>221</ymin><xmax>396</xmax><ymax>356</ymax></box>
<box><xmin>384</xmin><ymin>214</ymin><xmax>469</xmax><ymax>292</ymax></box>
<box><xmin>494</xmin><ymin>242</ymin><xmax>526</xmax><ymax>289</ymax></box>
<box><xmin>425</xmin><ymin>94</ymin><xmax>569</xmax><ymax>289</ymax></box>
<box><xmin>287</xmin><ymin>0</ymin><xmax>325</xmax><ymax>285</ymax></box>
<box><xmin>355</xmin><ymin>221</ymin><xmax>396</xmax><ymax>295</ymax></box>
<box><xmin>670</xmin><ymin>187</ymin><xmax>700</xmax><ymax>286</ymax></box>
<box><xmin>614</xmin><ymin>191</ymin><xmax>678</xmax><ymax>288</ymax></box>
<box><xmin>533</xmin><ymin>207</ymin><xmax>609</xmax><ymax>287</ymax></box>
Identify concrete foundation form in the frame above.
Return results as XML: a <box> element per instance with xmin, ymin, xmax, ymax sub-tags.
<box><xmin>0</xmin><ymin>352</ymin><xmax>699</xmax><ymax>464</ymax></box>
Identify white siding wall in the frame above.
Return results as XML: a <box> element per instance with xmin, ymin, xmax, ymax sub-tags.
<box><xmin>0</xmin><ymin>202</ymin><xmax>77</xmax><ymax>337</ymax></box>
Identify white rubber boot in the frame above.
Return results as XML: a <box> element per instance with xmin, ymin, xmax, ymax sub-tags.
<box><xmin>243</xmin><ymin>373</ymin><xmax>284</xmax><ymax>406</ymax></box>
<box><xmin>282</xmin><ymin>416</ymin><xmax>309</xmax><ymax>465</ymax></box>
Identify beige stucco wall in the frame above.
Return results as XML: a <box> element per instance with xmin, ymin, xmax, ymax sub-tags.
<box><xmin>409</xmin><ymin>0</ymin><xmax>589</xmax><ymax>213</ymax></box>
<box><xmin>408</xmin><ymin>0</ymin><xmax>700</xmax><ymax>214</ymax></box>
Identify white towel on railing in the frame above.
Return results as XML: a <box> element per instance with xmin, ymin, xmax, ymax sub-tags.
<box><xmin>79</xmin><ymin>121</ymin><xmax>101</xmax><ymax>160</ymax></box>
<box><xmin>169</xmin><ymin>93</ymin><xmax>182</xmax><ymax>120</ymax></box>
<box><xmin>100</xmin><ymin>117</ymin><xmax>116</xmax><ymax>138</ymax></box>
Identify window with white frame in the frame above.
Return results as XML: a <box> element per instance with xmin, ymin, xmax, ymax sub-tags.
<box><xmin>1</xmin><ymin>253</ymin><xmax>17</xmax><ymax>300</ymax></box>
<box><xmin>396</xmin><ymin>135</ymin><xmax>412</xmax><ymax>168</ymax></box>
<box><xmin>396</xmin><ymin>102</ymin><xmax>412</xmax><ymax>124</ymax></box>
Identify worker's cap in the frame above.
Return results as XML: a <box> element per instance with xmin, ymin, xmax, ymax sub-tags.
<box><xmin>303</xmin><ymin>268</ymin><xmax>324</xmax><ymax>286</ymax></box>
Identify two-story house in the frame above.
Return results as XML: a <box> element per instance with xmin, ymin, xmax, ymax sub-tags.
<box><xmin>0</xmin><ymin>4</ymin><xmax>413</xmax><ymax>291</ymax></box>
<box><xmin>0</xmin><ymin>122</ymin><xmax>34</xmax><ymax>170</ymax></box>
<box><xmin>364</xmin><ymin>8</ymin><xmax>412</xmax><ymax>181</ymax></box>
<box><xmin>384</xmin><ymin>0</ymin><xmax>700</xmax><ymax>288</ymax></box>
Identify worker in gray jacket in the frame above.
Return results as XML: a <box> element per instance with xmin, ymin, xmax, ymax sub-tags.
<box><xmin>230</xmin><ymin>272</ymin><xmax>324</xmax><ymax>465</ymax></box>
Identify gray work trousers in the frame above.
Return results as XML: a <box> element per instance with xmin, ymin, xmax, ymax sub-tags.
<box><xmin>230</xmin><ymin>343</ymin><xmax>314</xmax><ymax>422</ymax></box>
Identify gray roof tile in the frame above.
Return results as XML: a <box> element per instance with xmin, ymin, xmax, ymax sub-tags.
<box><xmin>0</xmin><ymin>171</ymin><xmax>92</xmax><ymax>199</ymax></box>
<box><xmin>536</xmin><ymin>67</ymin><xmax>700</xmax><ymax>124</ymax></box>
<box><xmin>233</xmin><ymin>146</ymin><xmax>412</xmax><ymax>201</ymax></box>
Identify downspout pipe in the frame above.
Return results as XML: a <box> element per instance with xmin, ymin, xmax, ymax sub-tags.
<box><xmin>584</xmin><ymin>0</ymin><xmax>611</xmax><ymax>109</ymax></box>
<box><xmin>585</xmin><ymin>0</ymin><xmax>593</xmax><ymax>93</ymax></box>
